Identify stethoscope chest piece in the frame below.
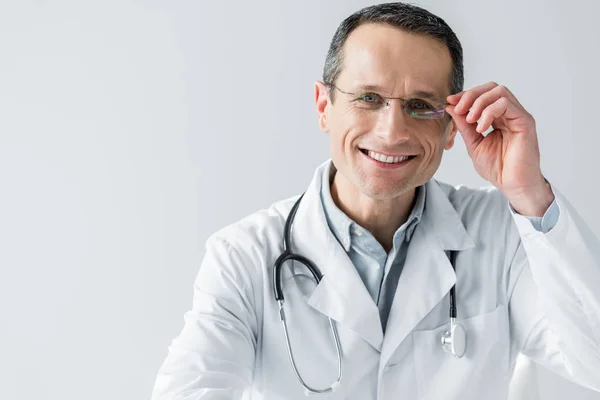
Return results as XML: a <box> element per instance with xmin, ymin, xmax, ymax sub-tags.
<box><xmin>441</xmin><ymin>318</ymin><xmax>467</xmax><ymax>358</ymax></box>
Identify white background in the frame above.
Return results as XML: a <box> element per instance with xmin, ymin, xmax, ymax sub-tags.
<box><xmin>1</xmin><ymin>1</ymin><xmax>598</xmax><ymax>399</ymax></box>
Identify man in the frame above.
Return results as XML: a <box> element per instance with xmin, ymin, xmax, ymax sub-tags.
<box><xmin>151</xmin><ymin>3</ymin><xmax>600</xmax><ymax>399</ymax></box>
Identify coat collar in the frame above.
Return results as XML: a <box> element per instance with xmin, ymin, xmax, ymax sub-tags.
<box><xmin>320</xmin><ymin>161</ymin><xmax>426</xmax><ymax>252</ymax></box>
<box><xmin>422</xmin><ymin>177</ymin><xmax>476</xmax><ymax>251</ymax></box>
<box><xmin>288</xmin><ymin>159</ymin><xmax>475</xmax><ymax>356</ymax></box>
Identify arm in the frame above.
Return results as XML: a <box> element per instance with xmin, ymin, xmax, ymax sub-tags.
<box><xmin>508</xmin><ymin>184</ymin><xmax>600</xmax><ymax>391</ymax></box>
<box><xmin>151</xmin><ymin>234</ymin><xmax>258</xmax><ymax>400</ymax></box>
<box><xmin>445</xmin><ymin>82</ymin><xmax>600</xmax><ymax>390</ymax></box>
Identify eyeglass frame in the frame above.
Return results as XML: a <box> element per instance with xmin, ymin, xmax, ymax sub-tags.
<box><xmin>324</xmin><ymin>82</ymin><xmax>450</xmax><ymax>120</ymax></box>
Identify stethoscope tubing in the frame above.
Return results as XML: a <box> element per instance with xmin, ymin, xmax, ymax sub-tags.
<box><xmin>272</xmin><ymin>191</ymin><xmax>465</xmax><ymax>395</ymax></box>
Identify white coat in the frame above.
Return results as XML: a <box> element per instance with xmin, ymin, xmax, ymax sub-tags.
<box><xmin>151</xmin><ymin>159</ymin><xmax>600</xmax><ymax>400</ymax></box>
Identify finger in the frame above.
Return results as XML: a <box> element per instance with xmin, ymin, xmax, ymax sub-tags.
<box><xmin>465</xmin><ymin>85</ymin><xmax>505</xmax><ymax>124</ymax></box>
<box><xmin>477</xmin><ymin>97</ymin><xmax>510</xmax><ymax>133</ymax></box>
<box><xmin>453</xmin><ymin>81</ymin><xmax>499</xmax><ymax>114</ymax></box>
<box><xmin>467</xmin><ymin>86</ymin><xmax>526</xmax><ymax>123</ymax></box>
<box><xmin>446</xmin><ymin>91</ymin><xmax>465</xmax><ymax>105</ymax></box>
<box><xmin>446</xmin><ymin>104</ymin><xmax>484</xmax><ymax>156</ymax></box>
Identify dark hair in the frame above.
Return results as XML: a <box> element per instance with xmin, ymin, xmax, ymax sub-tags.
<box><xmin>323</xmin><ymin>2</ymin><xmax>463</xmax><ymax>101</ymax></box>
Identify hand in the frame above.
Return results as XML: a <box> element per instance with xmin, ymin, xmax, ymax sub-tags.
<box><xmin>445</xmin><ymin>82</ymin><xmax>554</xmax><ymax>217</ymax></box>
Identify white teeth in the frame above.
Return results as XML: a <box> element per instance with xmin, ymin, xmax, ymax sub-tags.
<box><xmin>367</xmin><ymin>150</ymin><xmax>410</xmax><ymax>164</ymax></box>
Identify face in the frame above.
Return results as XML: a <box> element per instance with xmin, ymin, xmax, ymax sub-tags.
<box><xmin>315</xmin><ymin>23</ymin><xmax>458</xmax><ymax>200</ymax></box>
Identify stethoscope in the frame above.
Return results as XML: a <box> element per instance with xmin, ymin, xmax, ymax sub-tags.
<box><xmin>273</xmin><ymin>192</ymin><xmax>466</xmax><ymax>396</ymax></box>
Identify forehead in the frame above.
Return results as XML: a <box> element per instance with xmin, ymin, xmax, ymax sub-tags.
<box><xmin>337</xmin><ymin>23</ymin><xmax>453</xmax><ymax>97</ymax></box>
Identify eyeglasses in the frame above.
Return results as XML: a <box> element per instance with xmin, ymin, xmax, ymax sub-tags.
<box><xmin>326</xmin><ymin>83</ymin><xmax>449</xmax><ymax>120</ymax></box>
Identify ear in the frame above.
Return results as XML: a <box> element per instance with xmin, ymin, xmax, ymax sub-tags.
<box><xmin>314</xmin><ymin>80</ymin><xmax>331</xmax><ymax>133</ymax></box>
<box><xmin>444</xmin><ymin>118</ymin><xmax>458</xmax><ymax>150</ymax></box>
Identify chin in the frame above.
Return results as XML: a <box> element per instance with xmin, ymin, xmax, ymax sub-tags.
<box><xmin>359</xmin><ymin>179</ymin><xmax>415</xmax><ymax>200</ymax></box>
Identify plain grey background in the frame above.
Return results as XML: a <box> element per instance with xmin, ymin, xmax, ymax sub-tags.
<box><xmin>1</xmin><ymin>0</ymin><xmax>599</xmax><ymax>399</ymax></box>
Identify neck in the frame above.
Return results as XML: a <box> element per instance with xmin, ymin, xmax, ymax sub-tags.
<box><xmin>330</xmin><ymin>172</ymin><xmax>416</xmax><ymax>252</ymax></box>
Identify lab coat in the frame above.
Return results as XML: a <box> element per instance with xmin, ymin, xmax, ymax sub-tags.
<box><xmin>151</xmin><ymin>159</ymin><xmax>600</xmax><ymax>400</ymax></box>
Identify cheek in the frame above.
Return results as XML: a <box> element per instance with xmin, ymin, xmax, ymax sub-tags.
<box><xmin>338</xmin><ymin>107</ymin><xmax>363</xmax><ymax>130</ymax></box>
<box><xmin>329</xmin><ymin>109</ymin><xmax>364</xmax><ymax>148</ymax></box>
<box><xmin>419</xmin><ymin>128</ymin><xmax>448</xmax><ymax>161</ymax></box>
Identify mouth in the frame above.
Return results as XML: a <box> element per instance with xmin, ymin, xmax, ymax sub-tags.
<box><xmin>359</xmin><ymin>148</ymin><xmax>417</xmax><ymax>165</ymax></box>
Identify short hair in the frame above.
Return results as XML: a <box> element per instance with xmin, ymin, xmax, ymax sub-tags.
<box><xmin>323</xmin><ymin>2</ymin><xmax>464</xmax><ymax>101</ymax></box>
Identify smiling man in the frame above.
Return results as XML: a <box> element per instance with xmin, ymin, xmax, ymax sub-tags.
<box><xmin>316</xmin><ymin>21</ymin><xmax>459</xmax><ymax>253</ymax></box>
<box><xmin>151</xmin><ymin>3</ymin><xmax>600</xmax><ymax>399</ymax></box>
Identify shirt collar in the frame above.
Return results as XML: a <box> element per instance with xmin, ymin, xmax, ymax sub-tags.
<box><xmin>320</xmin><ymin>160</ymin><xmax>426</xmax><ymax>252</ymax></box>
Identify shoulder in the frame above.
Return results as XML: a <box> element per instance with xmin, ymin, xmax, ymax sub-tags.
<box><xmin>434</xmin><ymin>179</ymin><xmax>512</xmax><ymax>226</ymax></box>
<box><xmin>205</xmin><ymin>193</ymin><xmax>301</xmax><ymax>266</ymax></box>
<box><xmin>433</xmin><ymin>179</ymin><xmax>521</xmax><ymax>259</ymax></box>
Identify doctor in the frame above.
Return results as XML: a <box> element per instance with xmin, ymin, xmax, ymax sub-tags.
<box><xmin>151</xmin><ymin>2</ymin><xmax>600</xmax><ymax>399</ymax></box>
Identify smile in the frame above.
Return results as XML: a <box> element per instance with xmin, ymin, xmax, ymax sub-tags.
<box><xmin>359</xmin><ymin>148</ymin><xmax>416</xmax><ymax>165</ymax></box>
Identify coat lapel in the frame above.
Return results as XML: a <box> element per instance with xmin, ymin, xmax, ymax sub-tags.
<box><xmin>379</xmin><ymin>179</ymin><xmax>475</xmax><ymax>368</ymax></box>
<box><xmin>290</xmin><ymin>160</ymin><xmax>384</xmax><ymax>352</ymax></box>
<box><xmin>285</xmin><ymin>161</ymin><xmax>476</xmax><ymax>360</ymax></box>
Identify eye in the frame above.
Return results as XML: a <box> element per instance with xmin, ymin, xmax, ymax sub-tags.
<box><xmin>357</xmin><ymin>93</ymin><xmax>384</xmax><ymax>105</ymax></box>
<box><xmin>408</xmin><ymin>99</ymin><xmax>434</xmax><ymax>110</ymax></box>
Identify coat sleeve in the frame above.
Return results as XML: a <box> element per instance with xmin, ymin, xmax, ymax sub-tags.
<box><xmin>150</xmin><ymin>234</ymin><xmax>258</xmax><ymax>400</ymax></box>
<box><xmin>507</xmin><ymin>184</ymin><xmax>600</xmax><ymax>392</ymax></box>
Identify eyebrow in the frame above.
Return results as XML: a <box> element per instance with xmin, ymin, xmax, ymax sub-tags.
<box><xmin>353</xmin><ymin>85</ymin><xmax>446</xmax><ymax>102</ymax></box>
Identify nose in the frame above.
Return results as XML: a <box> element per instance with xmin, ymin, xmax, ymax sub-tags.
<box><xmin>374</xmin><ymin>98</ymin><xmax>411</xmax><ymax>143</ymax></box>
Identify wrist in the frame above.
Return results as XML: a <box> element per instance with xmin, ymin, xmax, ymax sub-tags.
<box><xmin>507</xmin><ymin>178</ymin><xmax>555</xmax><ymax>217</ymax></box>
